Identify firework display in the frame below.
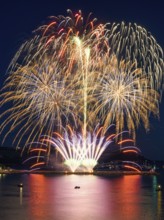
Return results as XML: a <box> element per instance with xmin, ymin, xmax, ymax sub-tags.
<box><xmin>41</xmin><ymin>125</ymin><xmax>112</xmax><ymax>172</ymax></box>
<box><xmin>107</xmin><ymin>22</ymin><xmax>164</xmax><ymax>90</ymax></box>
<box><xmin>22</xmin><ymin>125</ymin><xmax>142</xmax><ymax>172</ymax></box>
<box><xmin>0</xmin><ymin>10</ymin><xmax>163</xmax><ymax>171</ymax></box>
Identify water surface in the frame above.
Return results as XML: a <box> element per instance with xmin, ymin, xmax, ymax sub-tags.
<box><xmin>0</xmin><ymin>173</ymin><xmax>164</xmax><ymax>220</ymax></box>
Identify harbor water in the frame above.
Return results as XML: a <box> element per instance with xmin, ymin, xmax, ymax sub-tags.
<box><xmin>0</xmin><ymin>172</ymin><xmax>164</xmax><ymax>220</ymax></box>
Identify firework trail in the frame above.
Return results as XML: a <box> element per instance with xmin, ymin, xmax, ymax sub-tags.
<box><xmin>0</xmin><ymin>9</ymin><xmax>163</xmax><ymax>151</ymax></box>
<box><xmin>92</xmin><ymin>55</ymin><xmax>160</xmax><ymax>138</ymax></box>
<box><xmin>22</xmin><ymin>125</ymin><xmax>142</xmax><ymax>172</ymax></box>
<box><xmin>107</xmin><ymin>22</ymin><xmax>164</xmax><ymax>90</ymax></box>
<box><xmin>40</xmin><ymin>125</ymin><xmax>112</xmax><ymax>172</ymax></box>
<box><xmin>0</xmin><ymin>10</ymin><xmax>110</xmax><ymax>147</ymax></box>
<box><xmin>22</xmin><ymin>142</ymin><xmax>48</xmax><ymax>172</ymax></box>
<box><xmin>0</xmin><ymin>56</ymin><xmax>80</xmax><ymax>147</ymax></box>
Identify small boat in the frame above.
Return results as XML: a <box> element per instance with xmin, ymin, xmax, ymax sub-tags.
<box><xmin>74</xmin><ymin>186</ymin><xmax>80</xmax><ymax>189</ymax></box>
<box><xmin>17</xmin><ymin>183</ymin><xmax>23</xmax><ymax>188</ymax></box>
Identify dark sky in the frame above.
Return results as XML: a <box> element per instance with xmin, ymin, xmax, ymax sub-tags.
<box><xmin>0</xmin><ymin>0</ymin><xmax>164</xmax><ymax>160</ymax></box>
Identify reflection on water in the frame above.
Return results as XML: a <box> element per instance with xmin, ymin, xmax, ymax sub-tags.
<box><xmin>110</xmin><ymin>175</ymin><xmax>141</xmax><ymax>219</ymax></box>
<box><xmin>0</xmin><ymin>173</ymin><xmax>164</xmax><ymax>220</ymax></box>
<box><xmin>19</xmin><ymin>187</ymin><xmax>23</xmax><ymax>205</ymax></box>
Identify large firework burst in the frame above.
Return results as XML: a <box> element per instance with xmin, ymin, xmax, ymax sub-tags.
<box><xmin>0</xmin><ymin>9</ymin><xmax>163</xmax><ymax>151</ymax></box>
<box><xmin>107</xmin><ymin>22</ymin><xmax>164</xmax><ymax>90</ymax></box>
<box><xmin>92</xmin><ymin>55</ymin><xmax>159</xmax><ymax>138</ymax></box>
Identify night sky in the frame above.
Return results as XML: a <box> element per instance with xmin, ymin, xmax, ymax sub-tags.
<box><xmin>0</xmin><ymin>0</ymin><xmax>164</xmax><ymax>160</ymax></box>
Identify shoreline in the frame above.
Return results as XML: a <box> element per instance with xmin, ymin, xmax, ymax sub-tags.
<box><xmin>0</xmin><ymin>170</ymin><xmax>159</xmax><ymax>175</ymax></box>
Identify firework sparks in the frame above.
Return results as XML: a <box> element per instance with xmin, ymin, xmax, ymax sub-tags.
<box><xmin>0</xmin><ymin>59</ymin><xmax>79</xmax><ymax>146</ymax></box>
<box><xmin>41</xmin><ymin>125</ymin><xmax>112</xmax><ymax>172</ymax></box>
<box><xmin>21</xmin><ymin>125</ymin><xmax>142</xmax><ymax>172</ymax></box>
<box><xmin>107</xmin><ymin>22</ymin><xmax>164</xmax><ymax>90</ymax></box>
<box><xmin>21</xmin><ymin>142</ymin><xmax>48</xmax><ymax>171</ymax></box>
<box><xmin>0</xmin><ymin>9</ymin><xmax>163</xmax><ymax>159</ymax></box>
<box><xmin>122</xmin><ymin>161</ymin><xmax>142</xmax><ymax>172</ymax></box>
<box><xmin>92</xmin><ymin>56</ymin><xmax>160</xmax><ymax>138</ymax></box>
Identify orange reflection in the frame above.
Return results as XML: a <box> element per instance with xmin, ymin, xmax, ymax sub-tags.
<box><xmin>108</xmin><ymin>175</ymin><xmax>142</xmax><ymax>219</ymax></box>
<box><xmin>28</xmin><ymin>174</ymin><xmax>54</xmax><ymax>219</ymax></box>
<box><xmin>157</xmin><ymin>191</ymin><xmax>162</xmax><ymax>219</ymax></box>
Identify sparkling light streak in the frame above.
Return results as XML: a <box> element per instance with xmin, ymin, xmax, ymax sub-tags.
<box><xmin>30</xmin><ymin>162</ymin><xmax>45</xmax><ymax>169</ymax></box>
<box><xmin>123</xmin><ymin>165</ymin><xmax>141</xmax><ymax>173</ymax></box>
<box><xmin>41</xmin><ymin>125</ymin><xmax>112</xmax><ymax>172</ymax></box>
<box><xmin>122</xmin><ymin>161</ymin><xmax>142</xmax><ymax>172</ymax></box>
<box><xmin>0</xmin><ymin>10</ymin><xmax>163</xmax><ymax>172</ymax></box>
